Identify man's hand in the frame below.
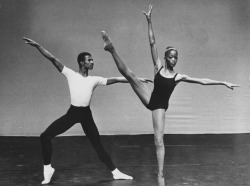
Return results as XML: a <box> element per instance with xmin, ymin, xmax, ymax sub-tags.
<box><xmin>139</xmin><ymin>78</ymin><xmax>153</xmax><ymax>84</ymax></box>
<box><xmin>142</xmin><ymin>5</ymin><xmax>153</xmax><ymax>21</ymax></box>
<box><xmin>22</xmin><ymin>37</ymin><xmax>39</xmax><ymax>47</ymax></box>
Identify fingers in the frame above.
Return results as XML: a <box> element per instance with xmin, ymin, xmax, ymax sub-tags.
<box><xmin>227</xmin><ymin>83</ymin><xmax>240</xmax><ymax>90</ymax></box>
<box><xmin>143</xmin><ymin>80</ymin><xmax>153</xmax><ymax>83</ymax></box>
<box><xmin>149</xmin><ymin>5</ymin><xmax>153</xmax><ymax>11</ymax></box>
<box><xmin>23</xmin><ymin>37</ymin><xmax>32</xmax><ymax>42</ymax></box>
<box><xmin>148</xmin><ymin>79</ymin><xmax>153</xmax><ymax>83</ymax></box>
<box><xmin>22</xmin><ymin>37</ymin><xmax>34</xmax><ymax>45</ymax></box>
<box><xmin>231</xmin><ymin>84</ymin><xmax>240</xmax><ymax>88</ymax></box>
<box><xmin>230</xmin><ymin>84</ymin><xmax>241</xmax><ymax>90</ymax></box>
<box><xmin>143</xmin><ymin>5</ymin><xmax>153</xmax><ymax>15</ymax></box>
<box><xmin>22</xmin><ymin>37</ymin><xmax>30</xmax><ymax>42</ymax></box>
<box><xmin>148</xmin><ymin>5</ymin><xmax>153</xmax><ymax>15</ymax></box>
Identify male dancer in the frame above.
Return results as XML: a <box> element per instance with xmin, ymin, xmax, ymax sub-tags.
<box><xmin>23</xmin><ymin>37</ymin><xmax>151</xmax><ymax>184</ymax></box>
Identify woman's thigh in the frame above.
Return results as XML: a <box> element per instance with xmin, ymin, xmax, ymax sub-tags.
<box><xmin>126</xmin><ymin>70</ymin><xmax>152</xmax><ymax>107</ymax></box>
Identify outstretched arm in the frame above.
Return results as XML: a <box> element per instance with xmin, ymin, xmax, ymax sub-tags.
<box><xmin>107</xmin><ymin>77</ymin><xmax>153</xmax><ymax>85</ymax></box>
<box><xmin>22</xmin><ymin>37</ymin><xmax>64</xmax><ymax>72</ymax></box>
<box><xmin>178</xmin><ymin>74</ymin><xmax>240</xmax><ymax>90</ymax></box>
<box><xmin>143</xmin><ymin>5</ymin><xmax>162</xmax><ymax>74</ymax></box>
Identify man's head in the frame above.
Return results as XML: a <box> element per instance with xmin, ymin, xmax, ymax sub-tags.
<box><xmin>77</xmin><ymin>52</ymin><xmax>94</xmax><ymax>70</ymax></box>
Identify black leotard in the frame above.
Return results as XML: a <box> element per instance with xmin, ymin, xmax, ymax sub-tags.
<box><xmin>147</xmin><ymin>67</ymin><xmax>178</xmax><ymax>111</ymax></box>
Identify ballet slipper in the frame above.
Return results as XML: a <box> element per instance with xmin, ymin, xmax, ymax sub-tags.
<box><xmin>112</xmin><ymin>168</ymin><xmax>133</xmax><ymax>180</ymax></box>
<box><xmin>101</xmin><ymin>31</ymin><xmax>115</xmax><ymax>53</ymax></box>
<box><xmin>41</xmin><ymin>165</ymin><xmax>55</xmax><ymax>185</ymax></box>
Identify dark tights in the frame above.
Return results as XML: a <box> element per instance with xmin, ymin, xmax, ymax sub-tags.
<box><xmin>40</xmin><ymin>105</ymin><xmax>116</xmax><ymax>171</ymax></box>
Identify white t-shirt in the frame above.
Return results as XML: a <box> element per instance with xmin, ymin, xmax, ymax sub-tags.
<box><xmin>61</xmin><ymin>66</ymin><xmax>107</xmax><ymax>107</ymax></box>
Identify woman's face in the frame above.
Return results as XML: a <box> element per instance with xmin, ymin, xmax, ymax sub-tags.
<box><xmin>165</xmin><ymin>50</ymin><xmax>178</xmax><ymax>68</ymax></box>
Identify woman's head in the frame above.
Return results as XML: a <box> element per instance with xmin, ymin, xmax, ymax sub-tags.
<box><xmin>164</xmin><ymin>47</ymin><xmax>178</xmax><ymax>68</ymax></box>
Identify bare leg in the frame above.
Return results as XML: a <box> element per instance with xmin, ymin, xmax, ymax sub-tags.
<box><xmin>152</xmin><ymin>109</ymin><xmax>166</xmax><ymax>186</ymax></box>
<box><xmin>102</xmin><ymin>31</ymin><xmax>165</xmax><ymax>185</ymax></box>
<box><xmin>102</xmin><ymin>31</ymin><xmax>151</xmax><ymax>106</ymax></box>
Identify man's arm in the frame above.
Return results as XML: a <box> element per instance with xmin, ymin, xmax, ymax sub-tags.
<box><xmin>178</xmin><ymin>74</ymin><xmax>240</xmax><ymax>90</ymax></box>
<box><xmin>143</xmin><ymin>5</ymin><xmax>162</xmax><ymax>74</ymax></box>
<box><xmin>107</xmin><ymin>77</ymin><xmax>153</xmax><ymax>85</ymax></box>
<box><xmin>22</xmin><ymin>37</ymin><xmax>64</xmax><ymax>72</ymax></box>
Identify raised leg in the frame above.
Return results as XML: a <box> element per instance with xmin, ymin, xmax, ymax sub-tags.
<box><xmin>102</xmin><ymin>31</ymin><xmax>152</xmax><ymax>107</ymax></box>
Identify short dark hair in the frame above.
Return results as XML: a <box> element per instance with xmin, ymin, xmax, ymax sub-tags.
<box><xmin>164</xmin><ymin>46</ymin><xmax>178</xmax><ymax>57</ymax></box>
<box><xmin>77</xmin><ymin>52</ymin><xmax>91</xmax><ymax>66</ymax></box>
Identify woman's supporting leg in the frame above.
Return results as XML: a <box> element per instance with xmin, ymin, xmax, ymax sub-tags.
<box><xmin>152</xmin><ymin>109</ymin><xmax>166</xmax><ymax>185</ymax></box>
<box><xmin>102</xmin><ymin>31</ymin><xmax>151</xmax><ymax>107</ymax></box>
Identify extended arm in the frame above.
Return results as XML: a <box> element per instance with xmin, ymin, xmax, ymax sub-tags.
<box><xmin>107</xmin><ymin>77</ymin><xmax>153</xmax><ymax>85</ymax></box>
<box><xmin>143</xmin><ymin>5</ymin><xmax>162</xmax><ymax>74</ymax></box>
<box><xmin>178</xmin><ymin>74</ymin><xmax>240</xmax><ymax>90</ymax></box>
<box><xmin>22</xmin><ymin>37</ymin><xmax>64</xmax><ymax>72</ymax></box>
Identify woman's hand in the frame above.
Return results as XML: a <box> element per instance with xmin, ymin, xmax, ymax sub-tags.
<box><xmin>22</xmin><ymin>37</ymin><xmax>39</xmax><ymax>47</ymax></box>
<box><xmin>224</xmin><ymin>82</ymin><xmax>241</xmax><ymax>90</ymax></box>
<box><xmin>143</xmin><ymin>5</ymin><xmax>153</xmax><ymax>21</ymax></box>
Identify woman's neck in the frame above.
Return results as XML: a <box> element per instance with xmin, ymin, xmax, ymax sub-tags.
<box><xmin>163</xmin><ymin>66</ymin><xmax>175</xmax><ymax>74</ymax></box>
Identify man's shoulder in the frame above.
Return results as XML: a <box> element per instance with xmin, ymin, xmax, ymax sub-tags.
<box><xmin>88</xmin><ymin>76</ymin><xmax>107</xmax><ymax>85</ymax></box>
<box><xmin>88</xmin><ymin>75</ymin><xmax>105</xmax><ymax>79</ymax></box>
<box><xmin>62</xmin><ymin>66</ymin><xmax>77</xmax><ymax>74</ymax></box>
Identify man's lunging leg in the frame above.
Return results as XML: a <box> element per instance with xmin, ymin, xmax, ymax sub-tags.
<box><xmin>81</xmin><ymin>108</ymin><xmax>133</xmax><ymax>180</ymax></box>
<box><xmin>40</xmin><ymin>107</ymin><xmax>78</xmax><ymax>184</ymax></box>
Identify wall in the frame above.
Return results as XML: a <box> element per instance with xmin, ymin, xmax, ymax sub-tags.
<box><xmin>0</xmin><ymin>0</ymin><xmax>250</xmax><ymax>136</ymax></box>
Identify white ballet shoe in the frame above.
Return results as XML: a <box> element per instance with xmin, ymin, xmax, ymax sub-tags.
<box><xmin>41</xmin><ymin>166</ymin><xmax>55</xmax><ymax>184</ymax></box>
<box><xmin>112</xmin><ymin>168</ymin><xmax>133</xmax><ymax>180</ymax></box>
<box><xmin>101</xmin><ymin>31</ymin><xmax>115</xmax><ymax>53</ymax></box>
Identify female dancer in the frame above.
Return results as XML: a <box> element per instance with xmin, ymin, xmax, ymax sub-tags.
<box><xmin>101</xmin><ymin>5</ymin><xmax>240</xmax><ymax>186</ymax></box>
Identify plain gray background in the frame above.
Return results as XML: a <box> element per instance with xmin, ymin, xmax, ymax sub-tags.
<box><xmin>0</xmin><ymin>0</ymin><xmax>249</xmax><ymax>136</ymax></box>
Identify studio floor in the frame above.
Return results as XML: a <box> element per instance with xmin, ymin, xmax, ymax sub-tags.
<box><xmin>1</xmin><ymin>134</ymin><xmax>250</xmax><ymax>186</ymax></box>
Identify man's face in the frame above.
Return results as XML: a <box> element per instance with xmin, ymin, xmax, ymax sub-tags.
<box><xmin>84</xmin><ymin>55</ymin><xmax>94</xmax><ymax>70</ymax></box>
